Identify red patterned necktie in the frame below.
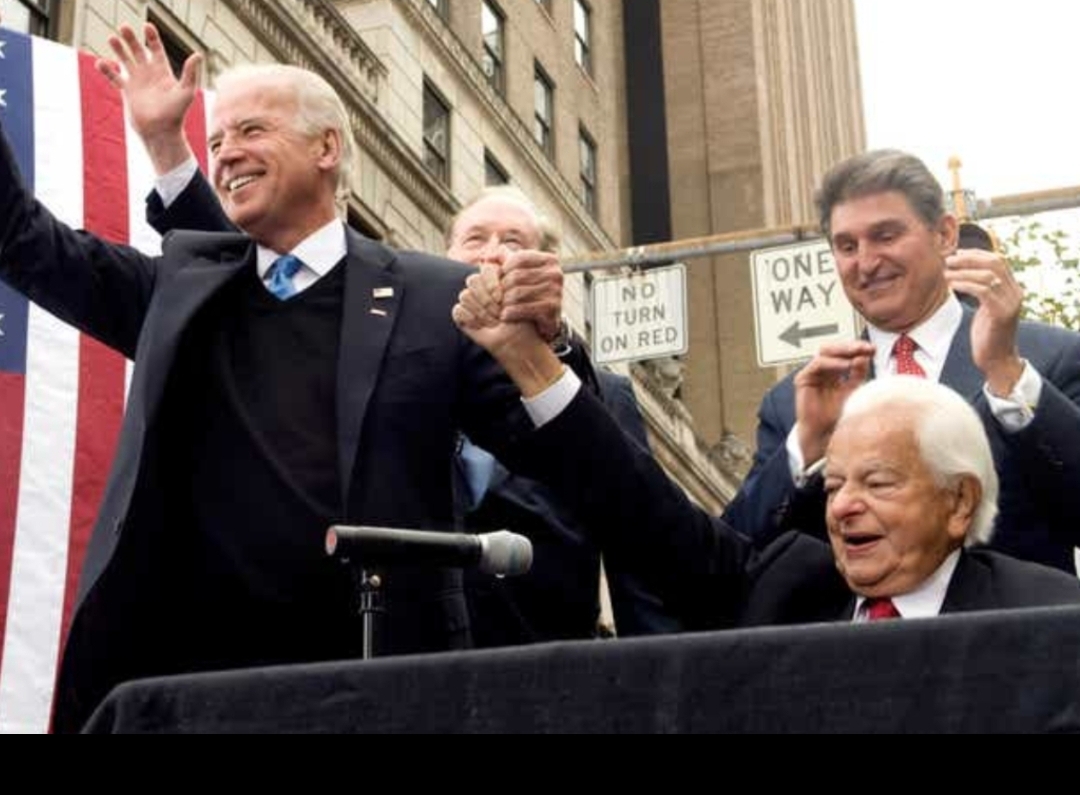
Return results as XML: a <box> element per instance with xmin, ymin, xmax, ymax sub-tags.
<box><xmin>864</xmin><ymin>598</ymin><xmax>901</xmax><ymax>622</ymax></box>
<box><xmin>893</xmin><ymin>335</ymin><xmax>927</xmax><ymax>378</ymax></box>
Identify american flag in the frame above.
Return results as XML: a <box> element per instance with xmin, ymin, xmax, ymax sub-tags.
<box><xmin>0</xmin><ymin>28</ymin><xmax>210</xmax><ymax>733</ymax></box>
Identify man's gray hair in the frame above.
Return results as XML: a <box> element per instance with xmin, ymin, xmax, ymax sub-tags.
<box><xmin>216</xmin><ymin>65</ymin><xmax>356</xmax><ymax>201</ymax></box>
<box><xmin>816</xmin><ymin>150</ymin><xmax>947</xmax><ymax>239</ymax></box>
<box><xmin>447</xmin><ymin>186</ymin><xmax>562</xmax><ymax>253</ymax></box>
<box><xmin>839</xmin><ymin>377</ymin><xmax>999</xmax><ymax>545</ymax></box>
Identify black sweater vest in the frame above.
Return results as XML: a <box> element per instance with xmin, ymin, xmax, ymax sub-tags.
<box><xmin>161</xmin><ymin>261</ymin><xmax>363</xmax><ymax>670</ymax></box>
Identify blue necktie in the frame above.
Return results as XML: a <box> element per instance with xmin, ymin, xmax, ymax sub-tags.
<box><xmin>459</xmin><ymin>438</ymin><xmax>497</xmax><ymax>511</ymax></box>
<box><xmin>267</xmin><ymin>254</ymin><xmax>304</xmax><ymax>300</ymax></box>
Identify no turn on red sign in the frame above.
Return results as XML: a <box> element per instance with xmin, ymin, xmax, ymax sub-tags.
<box><xmin>750</xmin><ymin>241</ymin><xmax>861</xmax><ymax>368</ymax></box>
<box><xmin>591</xmin><ymin>264</ymin><xmax>688</xmax><ymax>366</ymax></box>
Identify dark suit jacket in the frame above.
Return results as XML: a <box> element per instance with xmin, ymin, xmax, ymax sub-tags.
<box><xmin>459</xmin><ymin>371</ymin><xmax>683</xmax><ymax>648</ymax></box>
<box><xmin>512</xmin><ymin>390</ymin><xmax>1080</xmax><ymax>631</ymax></box>
<box><xmin>0</xmin><ymin>125</ymin><xmax>528</xmax><ymax>732</ymax></box>
<box><xmin>724</xmin><ymin>311</ymin><xmax>1080</xmax><ymax>573</ymax></box>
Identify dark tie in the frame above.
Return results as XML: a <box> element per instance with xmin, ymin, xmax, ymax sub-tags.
<box><xmin>864</xmin><ymin>598</ymin><xmax>901</xmax><ymax>622</ymax></box>
<box><xmin>892</xmin><ymin>335</ymin><xmax>927</xmax><ymax>378</ymax></box>
<box><xmin>267</xmin><ymin>254</ymin><xmax>304</xmax><ymax>301</ymax></box>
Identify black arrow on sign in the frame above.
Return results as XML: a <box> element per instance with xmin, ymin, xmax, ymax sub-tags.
<box><xmin>779</xmin><ymin>321</ymin><xmax>840</xmax><ymax>349</ymax></box>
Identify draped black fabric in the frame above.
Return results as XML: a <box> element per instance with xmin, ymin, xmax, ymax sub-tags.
<box><xmin>86</xmin><ymin>605</ymin><xmax>1080</xmax><ymax>734</ymax></box>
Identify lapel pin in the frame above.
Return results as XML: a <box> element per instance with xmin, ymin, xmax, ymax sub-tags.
<box><xmin>371</xmin><ymin>308</ymin><xmax>389</xmax><ymax>317</ymax></box>
<box><xmin>373</xmin><ymin>288</ymin><xmax>395</xmax><ymax>300</ymax></box>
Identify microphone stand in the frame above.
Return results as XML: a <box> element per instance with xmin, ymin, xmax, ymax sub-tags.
<box><xmin>348</xmin><ymin>567</ymin><xmax>384</xmax><ymax>661</ymax></box>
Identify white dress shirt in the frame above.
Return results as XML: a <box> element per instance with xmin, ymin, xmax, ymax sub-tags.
<box><xmin>787</xmin><ymin>294</ymin><xmax>1045</xmax><ymax>481</ymax></box>
<box><xmin>256</xmin><ymin>220</ymin><xmax>347</xmax><ymax>296</ymax></box>
<box><xmin>853</xmin><ymin>551</ymin><xmax>961</xmax><ymax>623</ymax></box>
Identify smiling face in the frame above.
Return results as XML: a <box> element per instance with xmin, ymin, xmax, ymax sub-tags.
<box><xmin>446</xmin><ymin>197</ymin><xmax>544</xmax><ymax>266</ymax></box>
<box><xmin>830</xmin><ymin>191</ymin><xmax>958</xmax><ymax>334</ymax></box>
<box><xmin>208</xmin><ymin>75</ymin><xmax>340</xmax><ymax>252</ymax></box>
<box><xmin>824</xmin><ymin>410</ymin><xmax>973</xmax><ymax>599</ymax></box>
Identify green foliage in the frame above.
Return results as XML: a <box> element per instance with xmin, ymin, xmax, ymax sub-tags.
<box><xmin>997</xmin><ymin>217</ymin><xmax>1080</xmax><ymax>330</ymax></box>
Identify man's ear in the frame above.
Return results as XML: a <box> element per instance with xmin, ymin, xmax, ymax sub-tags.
<box><xmin>937</xmin><ymin>213</ymin><xmax>960</xmax><ymax>256</ymax></box>
<box><xmin>947</xmin><ymin>475</ymin><xmax>982</xmax><ymax>543</ymax></box>
<box><xmin>318</xmin><ymin>128</ymin><xmax>343</xmax><ymax>171</ymax></box>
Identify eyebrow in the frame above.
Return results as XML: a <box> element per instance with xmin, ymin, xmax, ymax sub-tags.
<box><xmin>208</xmin><ymin>117</ymin><xmax>273</xmax><ymax>144</ymax></box>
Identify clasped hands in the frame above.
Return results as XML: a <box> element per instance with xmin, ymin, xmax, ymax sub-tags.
<box><xmin>454</xmin><ymin>251</ymin><xmax>564</xmax><ymax>353</ymax></box>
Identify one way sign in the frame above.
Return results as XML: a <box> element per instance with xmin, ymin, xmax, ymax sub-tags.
<box><xmin>750</xmin><ymin>241</ymin><xmax>861</xmax><ymax>368</ymax></box>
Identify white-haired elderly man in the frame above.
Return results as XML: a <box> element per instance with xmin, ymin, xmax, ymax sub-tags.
<box><xmin>452</xmin><ymin>259</ymin><xmax>1080</xmax><ymax>626</ymax></box>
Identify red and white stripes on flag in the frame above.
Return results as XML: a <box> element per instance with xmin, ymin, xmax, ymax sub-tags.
<box><xmin>0</xmin><ymin>30</ymin><xmax>210</xmax><ymax>734</ymax></box>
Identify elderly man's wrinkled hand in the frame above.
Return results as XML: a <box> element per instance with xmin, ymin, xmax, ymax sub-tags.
<box><xmin>500</xmin><ymin>251</ymin><xmax>565</xmax><ymax>343</ymax></box>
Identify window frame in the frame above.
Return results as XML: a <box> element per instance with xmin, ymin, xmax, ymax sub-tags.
<box><xmin>481</xmin><ymin>0</ymin><xmax>507</xmax><ymax>96</ymax></box>
<box><xmin>533</xmin><ymin>64</ymin><xmax>555</xmax><ymax>159</ymax></box>
<box><xmin>484</xmin><ymin>150</ymin><xmax>511</xmax><ymax>187</ymax></box>
<box><xmin>422</xmin><ymin>80</ymin><xmax>453</xmax><ymax>185</ymax></box>
<box><xmin>579</xmin><ymin>125</ymin><xmax>598</xmax><ymax>217</ymax></box>
<box><xmin>574</xmin><ymin>0</ymin><xmax>594</xmax><ymax>77</ymax></box>
<box><xmin>2</xmin><ymin>0</ymin><xmax>57</xmax><ymax>37</ymax></box>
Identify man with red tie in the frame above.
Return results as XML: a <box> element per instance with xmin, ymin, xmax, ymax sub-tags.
<box><xmin>446</xmin><ymin>262</ymin><xmax>1080</xmax><ymax>623</ymax></box>
<box><xmin>723</xmin><ymin>150</ymin><xmax>1080</xmax><ymax>574</ymax></box>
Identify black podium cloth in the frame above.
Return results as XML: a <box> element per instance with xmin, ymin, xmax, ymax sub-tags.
<box><xmin>84</xmin><ymin>606</ymin><xmax>1080</xmax><ymax>734</ymax></box>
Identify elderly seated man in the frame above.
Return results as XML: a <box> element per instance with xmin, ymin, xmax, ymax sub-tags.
<box><xmin>452</xmin><ymin>276</ymin><xmax>1080</xmax><ymax>624</ymax></box>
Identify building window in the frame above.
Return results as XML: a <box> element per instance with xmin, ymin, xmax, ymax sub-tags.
<box><xmin>535</xmin><ymin>0</ymin><xmax>553</xmax><ymax>16</ymax></box>
<box><xmin>423</xmin><ymin>81</ymin><xmax>451</xmax><ymax>185</ymax></box>
<box><xmin>1</xmin><ymin>0</ymin><xmax>56</xmax><ymax>36</ymax></box>
<box><xmin>580</xmin><ymin>127</ymin><xmax>598</xmax><ymax>217</ymax></box>
<box><xmin>574</xmin><ymin>0</ymin><xmax>593</xmax><ymax>76</ymax></box>
<box><xmin>484</xmin><ymin>150</ymin><xmax>510</xmax><ymax>187</ymax></box>
<box><xmin>148</xmin><ymin>13</ymin><xmax>196</xmax><ymax>78</ymax></box>
<box><xmin>481</xmin><ymin>1</ymin><xmax>506</xmax><ymax>96</ymax></box>
<box><xmin>533</xmin><ymin>65</ymin><xmax>555</xmax><ymax>158</ymax></box>
<box><xmin>426</xmin><ymin>0</ymin><xmax>448</xmax><ymax>20</ymax></box>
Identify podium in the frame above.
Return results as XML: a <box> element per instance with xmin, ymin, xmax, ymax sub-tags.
<box><xmin>85</xmin><ymin>605</ymin><xmax>1080</xmax><ymax>733</ymax></box>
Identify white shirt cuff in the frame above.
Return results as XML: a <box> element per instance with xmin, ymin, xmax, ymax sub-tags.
<box><xmin>523</xmin><ymin>368</ymin><xmax>582</xmax><ymax>429</ymax></box>
<box><xmin>155</xmin><ymin>158</ymin><xmax>200</xmax><ymax>209</ymax></box>
<box><xmin>786</xmin><ymin>425</ymin><xmax>826</xmax><ymax>487</ymax></box>
<box><xmin>984</xmin><ymin>360</ymin><xmax>1044</xmax><ymax>433</ymax></box>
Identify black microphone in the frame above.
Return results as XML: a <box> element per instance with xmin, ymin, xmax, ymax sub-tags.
<box><xmin>326</xmin><ymin>526</ymin><xmax>533</xmax><ymax>578</ymax></box>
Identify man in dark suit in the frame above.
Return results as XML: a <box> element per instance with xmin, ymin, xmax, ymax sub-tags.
<box><xmin>118</xmin><ymin>19</ymin><xmax>683</xmax><ymax>644</ymax></box>
<box><xmin>447</xmin><ymin>279</ymin><xmax>1080</xmax><ymax>627</ymax></box>
<box><xmin>723</xmin><ymin>150</ymin><xmax>1080</xmax><ymax>574</ymax></box>
<box><xmin>0</xmin><ymin>26</ymin><xmax>573</xmax><ymax>732</ymax></box>
<box><xmin>148</xmin><ymin>174</ymin><xmax>683</xmax><ymax>643</ymax></box>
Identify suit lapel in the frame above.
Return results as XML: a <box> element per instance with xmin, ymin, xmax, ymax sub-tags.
<box><xmin>939</xmin><ymin>309</ymin><xmax>985</xmax><ymax>401</ymax></box>
<box><xmin>940</xmin><ymin>552</ymin><xmax>991</xmax><ymax>614</ymax></box>
<box><xmin>137</xmin><ymin>237</ymin><xmax>252</xmax><ymax>419</ymax></box>
<box><xmin>336</xmin><ymin>231</ymin><xmax>403</xmax><ymax>507</ymax></box>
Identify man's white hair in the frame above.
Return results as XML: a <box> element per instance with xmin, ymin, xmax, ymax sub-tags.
<box><xmin>838</xmin><ymin>377</ymin><xmax>999</xmax><ymax>545</ymax></box>
<box><xmin>447</xmin><ymin>186</ymin><xmax>561</xmax><ymax>253</ymax></box>
<box><xmin>215</xmin><ymin>65</ymin><xmax>355</xmax><ymax>201</ymax></box>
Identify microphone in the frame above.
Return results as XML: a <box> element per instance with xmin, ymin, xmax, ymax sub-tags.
<box><xmin>326</xmin><ymin>526</ymin><xmax>533</xmax><ymax>578</ymax></box>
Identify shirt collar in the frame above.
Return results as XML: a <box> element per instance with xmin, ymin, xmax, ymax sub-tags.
<box><xmin>855</xmin><ymin>549</ymin><xmax>962</xmax><ymax>621</ymax></box>
<box><xmin>256</xmin><ymin>219</ymin><xmax>348</xmax><ymax>280</ymax></box>
<box><xmin>867</xmin><ymin>294</ymin><xmax>964</xmax><ymax>377</ymax></box>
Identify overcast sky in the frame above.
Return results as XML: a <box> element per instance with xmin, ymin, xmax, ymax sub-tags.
<box><xmin>855</xmin><ymin>0</ymin><xmax>1080</xmax><ymax>201</ymax></box>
